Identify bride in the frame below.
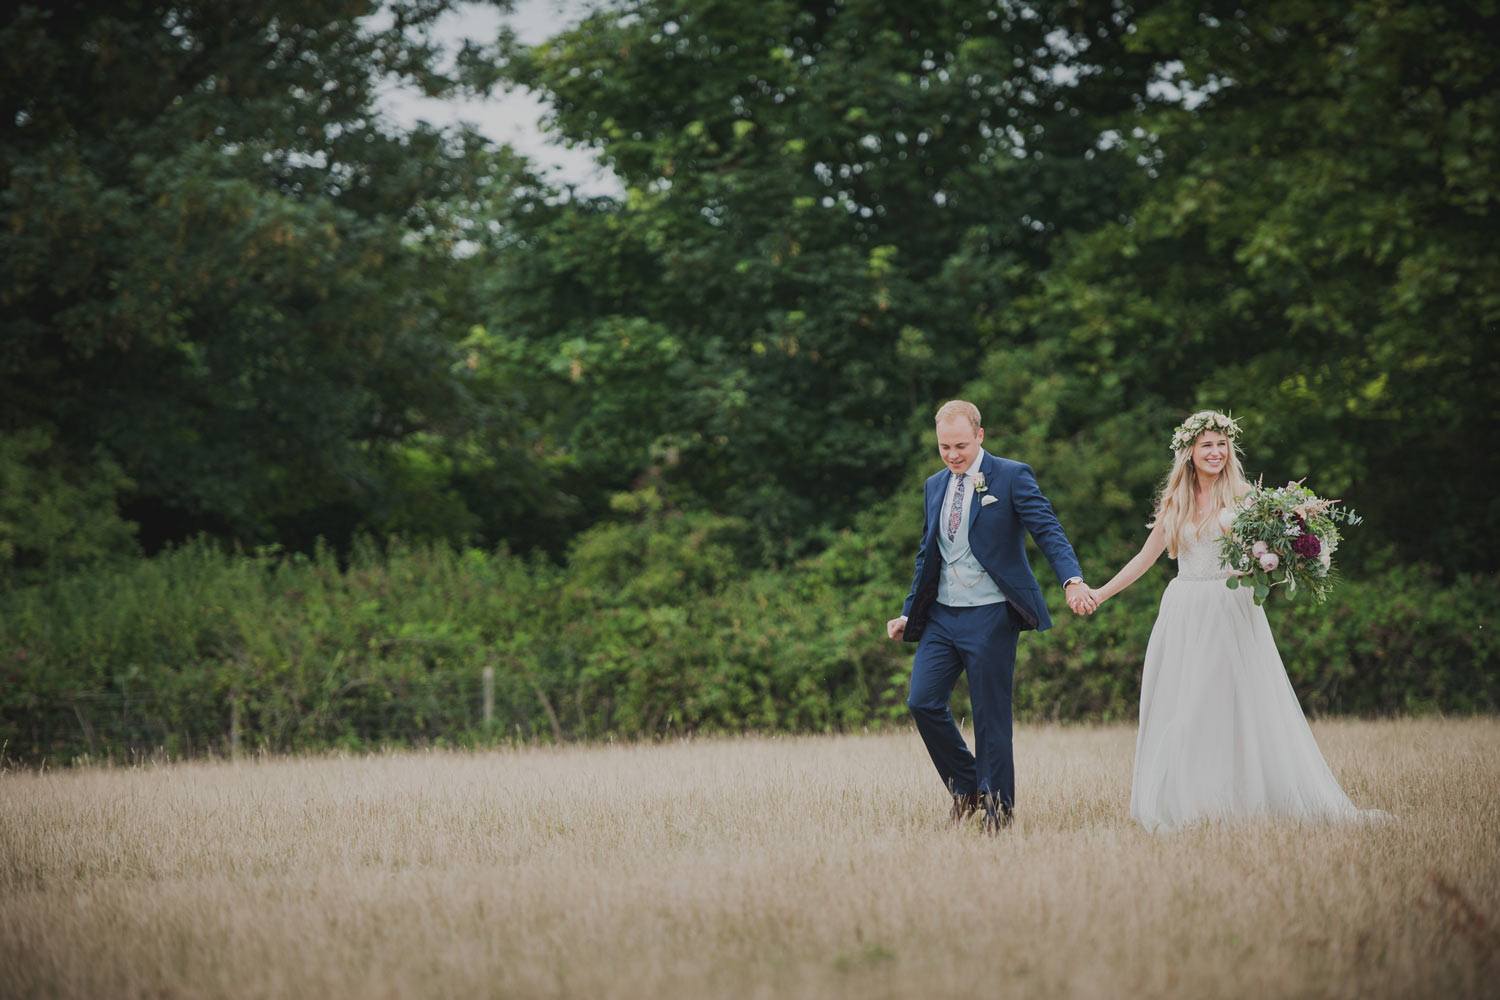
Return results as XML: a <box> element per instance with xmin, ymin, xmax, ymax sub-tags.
<box><xmin>1088</xmin><ymin>411</ymin><xmax>1388</xmax><ymax>832</ymax></box>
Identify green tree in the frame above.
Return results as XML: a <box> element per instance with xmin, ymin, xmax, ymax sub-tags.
<box><xmin>489</xmin><ymin>0</ymin><xmax>1164</xmax><ymax>558</ymax></box>
<box><xmin>0</xmin><ymin>0</ymin><xmax>576</xmax><ymax>568</ymax></box>
<box><xmin>992</xmin><ymin>0</ymin><xmax>1500</xmax><ymax>573</ymax></box>
<box><xmin>0</xmin><ymin>426</ymin><xmax>137</xmax><ymax>586</ymax></box>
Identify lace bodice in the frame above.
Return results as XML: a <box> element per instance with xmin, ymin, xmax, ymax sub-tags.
<box><xmin>1175</xmin><ymin>522</ymin><xmax>1234</xmax><ymax>581</ymax></box>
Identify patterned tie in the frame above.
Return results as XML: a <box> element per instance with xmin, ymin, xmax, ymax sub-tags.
<box><xmin>946</xmin><ymin>472</ymin><xmax>967</xmax><ymax>541</ymax></box>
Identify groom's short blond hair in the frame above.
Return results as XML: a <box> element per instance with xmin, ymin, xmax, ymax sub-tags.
<box><xmin>935</xmin><ymin>400</ymin><xmax>982</xmax><ymax>432</ymax></box>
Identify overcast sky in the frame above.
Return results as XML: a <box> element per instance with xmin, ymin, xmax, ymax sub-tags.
<box><xmin>376</xmin><ymin>0</ymin><xmax>622</xmax><ymax>196</ymax></box>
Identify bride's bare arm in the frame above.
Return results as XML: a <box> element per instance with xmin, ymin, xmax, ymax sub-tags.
<box><xmin>1091</xmin><ymin>522</ymin><xmax>1167</xmax><ymax>606</ymax></box>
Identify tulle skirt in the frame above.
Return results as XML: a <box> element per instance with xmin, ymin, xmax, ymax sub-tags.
<box><xmin>1130</xmin><ymin>576</ymin><xmax>1389</xmax><ymax>832</ymax></box>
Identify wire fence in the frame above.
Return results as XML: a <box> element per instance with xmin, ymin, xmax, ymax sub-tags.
<box><xmin>0</xmin><ymin>667</ymin><xmax>547</xmax><ymax>764</ymax></box>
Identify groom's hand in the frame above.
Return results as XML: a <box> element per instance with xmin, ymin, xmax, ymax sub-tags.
<box><xmin>886</xmin><ymin>616</ymin><xmax>908</xmax><ymax>641</ymax></box>
<box><xmin>1065</xmin><ymin>580</ymin><xmax>1096</xmax><ymax>616</ymax></box>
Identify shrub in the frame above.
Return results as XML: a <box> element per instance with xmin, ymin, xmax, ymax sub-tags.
<box><xmin>2</xmin><ymin>516</ymin><xmax>1494</xmax><ymax>763</ymax></box>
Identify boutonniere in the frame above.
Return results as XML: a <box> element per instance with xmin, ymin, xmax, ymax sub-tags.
<box><xmin>972</xmin><ymin>472</ymin><xmax>987</xmax><ymax>494</ymax></box>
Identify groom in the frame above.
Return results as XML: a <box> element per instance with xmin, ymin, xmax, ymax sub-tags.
<box><xmin>887</xmin><ymin>400</ymin><xmax>1094</xmax><ymax>833</ymax></box>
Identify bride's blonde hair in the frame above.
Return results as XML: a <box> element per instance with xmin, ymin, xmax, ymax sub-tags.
<box><xmin>1151</xmin><ymin>410</ymin><xmax>1249</xmax><ymax>557</ymax></box>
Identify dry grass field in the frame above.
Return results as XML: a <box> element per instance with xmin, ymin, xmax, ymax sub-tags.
<box><xmin>2</xmin><ymin>717</ymin><xmax>1497</xmax><ymax>999</ymax></box>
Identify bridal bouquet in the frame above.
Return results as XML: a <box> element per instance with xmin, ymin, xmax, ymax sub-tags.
<box><xmin>1218</xmin><ymin>480</ymin><xmax>1362</xmax><ymax>605</ymax></box>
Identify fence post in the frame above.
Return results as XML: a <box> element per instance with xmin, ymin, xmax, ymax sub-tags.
<box><xmin>482</xmin><ymin>666</ymin><xmax>495</xmax><ymax>727</ymax></box>
<box><xmin>229</xmin><ymin>694</ymin><xmax>242</xmax><ymax>759</ymax></box>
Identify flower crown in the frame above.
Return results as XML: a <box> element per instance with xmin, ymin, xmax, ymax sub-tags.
<box><xmin>1170</xmin><ymin>411</ymin><xmax>1242</xmax><ymax>453</ymax></box>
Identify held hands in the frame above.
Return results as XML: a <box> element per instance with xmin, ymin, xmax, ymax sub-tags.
<box><xmin>892</xmin><ymin>584</ymin><xmax>1100</xmax><ymax>631</ymax></box>
<box><xmin>1065</xmin><ymin>580</ymin><xmax>1098</xmax><ymax>616</ymax></box>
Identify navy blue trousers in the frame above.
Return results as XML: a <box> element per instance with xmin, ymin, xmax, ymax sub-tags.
<box><xmin>906</xmin><ymin>602</ymin><xmax>1021</xmax><ymax>808</ymax></box>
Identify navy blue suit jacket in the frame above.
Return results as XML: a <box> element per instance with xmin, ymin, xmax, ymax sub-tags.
<box><xmin>901</xmin><ymin>451</ymin><xmax>1083</xmax><ymax>639</ymax></box>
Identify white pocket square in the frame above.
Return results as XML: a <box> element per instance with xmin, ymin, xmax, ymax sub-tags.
<box><xmin>980</xmin><ymin>494</ymin><xmax>999</xmax><ymax>506</ymax></box>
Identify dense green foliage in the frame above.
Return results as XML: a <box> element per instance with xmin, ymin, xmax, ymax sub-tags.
<box><xmin>1016</xmin><ymin>0</ymin><xmax>1500</xmax><ymax>573</ymax></box>
<box><xmin>1</xmin><ymin>0</ymin><xmax>575</xmax><ymax>581</ymax></box>
<box><xmin>4</xmin><ymin>524</ymin><xmax>1494</xmax><ymax>761</ymax></box>
<box><xmin>484</xmin><ymin>0</ymin><xmax>1161</xmax><ymax>556</ymax></box>
<box><xmin>3</xmin><ymin>1</ymin><xmax>1496</xmax><ymax>758</ymax></box>
<box><xmin>480</xmin><ymin>0</ymin><xmax>1500</xmax><ymax>571</ymax></box>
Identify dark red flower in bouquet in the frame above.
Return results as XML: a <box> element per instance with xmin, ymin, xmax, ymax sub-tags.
<box><xmin>1292</xmin><ymin>532</ymin><xmax>1322</xmax><ymax>558</ymax></box>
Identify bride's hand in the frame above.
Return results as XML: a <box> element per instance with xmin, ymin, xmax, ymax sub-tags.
<box><xmin>1088</xmin><ymin>588</ymin><xmax>1106</xmax><ymax>608</ymax></box>
<box><xmin>1064</xmin><ymin>580</ymin><xmax>1096</xmax><ymax>615</ymax></box>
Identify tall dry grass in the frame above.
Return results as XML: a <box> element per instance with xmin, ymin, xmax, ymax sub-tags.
<box><xmin>2</xmin><ymin>718</ymin><xmax>1496</xmax><ymax>999</ymax></box>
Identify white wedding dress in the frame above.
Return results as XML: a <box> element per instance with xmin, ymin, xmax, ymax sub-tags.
<box><xmin>1130</xmin><ymin>522</ymin><xmax>1388</xmax><ymax>832</ymax></box>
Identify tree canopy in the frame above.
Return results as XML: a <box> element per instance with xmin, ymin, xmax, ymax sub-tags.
<box><xmin>2</xmin><ymin>0</ymin><xmax>1495</xmax><ymax>585</ymax></box>
<box><xmin>486</xmin><ymin>0</ymin><xmax>1163</xmax><ymax>557</ymax></box>
<box><xmin>2</xmin><ymin>0</ymin><xmax>570</xmax><ymax>579</ymax></box>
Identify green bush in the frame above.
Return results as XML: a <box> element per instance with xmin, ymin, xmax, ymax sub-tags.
<box><xmin>1017</xmin><ymin>566</ymin><xmax>1500</xmax><ymax>720</ymax></box>
<box><xmin>2</xmin><ymin>509</ymin><xmax>1494</xmax><ymax>763</ymax></box>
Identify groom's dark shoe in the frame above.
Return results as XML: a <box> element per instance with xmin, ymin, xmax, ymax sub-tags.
<box><xmin>947</xmin><ymin>780</ymin><xmax>980</xmax><ymax>826</ymax></box>
<box><xmin>981</xmin><ymin>791</ymin><xmax>1014</xmax><ymax>834</ymax></box>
